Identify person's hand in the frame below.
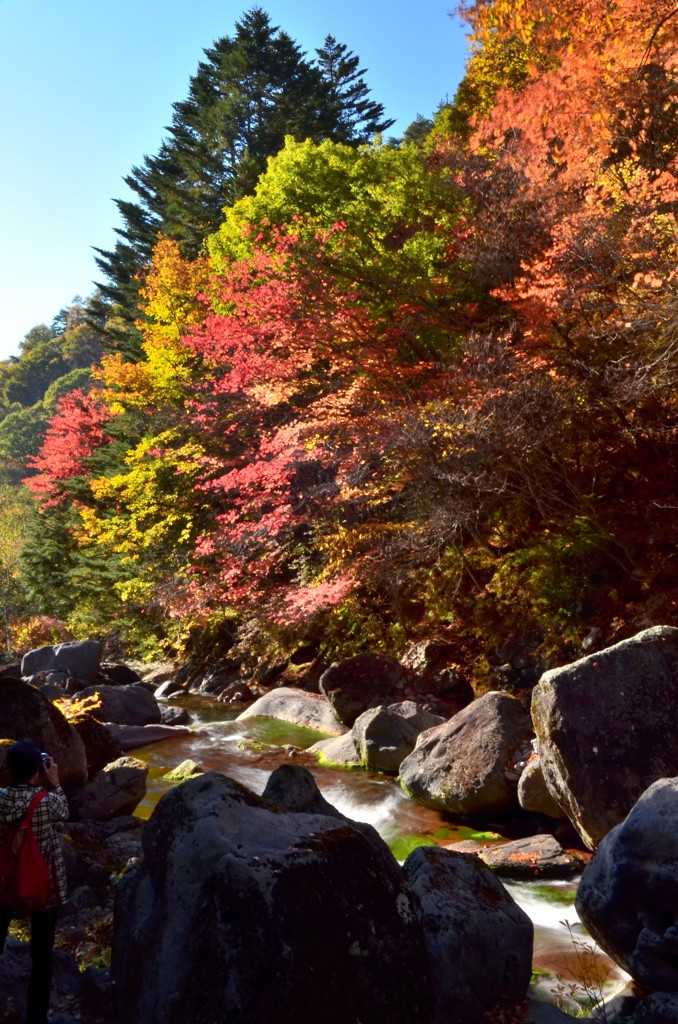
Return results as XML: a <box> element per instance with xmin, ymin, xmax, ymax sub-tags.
<box><xmin>44</xmin><ymin>759</ymin><xmax>60</xmax><ymax>787</ymax></box>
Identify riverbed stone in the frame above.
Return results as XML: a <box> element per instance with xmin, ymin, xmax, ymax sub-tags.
<box><xmin>595</xmin><ymin>989</ymin><xmax>678</xmax><ymax>1023</ymax></box>
<box><xmin>398</xmin><ymin>691</ymin><xmax>533</xmax><ymax>816</ymax></box>
<box><xmin>403</xmin><ymin>845</ymin><xmax>533</xmax><ymax>1023</ymax></box>
<box><xmin>76</xmin><ymin>682</ymin><xmax>162</xmax><ymax>726</ymax></box>
<box><xmin>159</xmin><ymin>704</ymin><xmax>190</xmax><ymax>726</ymax></box>
<box><xmin>111</xmin><ymin>771</ymin><xmax>430</xmax><ymax>1024</ymax></box>
<box><xmin>352</xmin><ymin>700</ymin><xmax>445</xmax><ymax>773</ymax></box>
<box><xmin>307</xmin><ymin>731</ymin><xmax>361</xmax><ymax>766</ymax></box>
<box><xmin>319</xmin><ymin>653</ymin><xmax>409</xmax><ymax>726</ymax></box>
<box><xmin>164</xmin><ymin>759</ymin><xmax>204</xmax><ymax>783</ymax></box>
<box><xmin>153</xmin><ymin>679</ymin><xmax>184</xmax><ymax>699</ymax></box>
<box><xmin>576</xmin><ymin>776</ymin><xmax>678</xmax><ymax>991</ymax></box>
<box><xmin>100</xmin><ymin>662</ymin><xmax>142</xmax><ymax>686</ymax></box>
<box><xmin>475</xmin><ymin>834</ymin><xmax>581</xmax><ymax>879</ymax></box>
<box><xmin>0</xmin><ymin>675</ymin><xmax>88</xmax><ymax>788</ymax></box>
<box><xmin>236</xmin><ymin>685</ymin><xmax>347</xmax><ymax>735</ymax></box>
<box><xmin>531</xmin><ymin>625</ymin><xmax>678</xmax><ymax>849</ymax></box>
<box><xmin>70</xmin><ymin>756</ymin><xmax>148</xmax><ymax>821</ymax></box>
<box><xmin>518</xmin><ymin>757</ymin><xmax>567</xmax><ymax>819</ymax></box>
<box><xmin>104</xmin><ymin>722</ymin><xmax>191</xmax><ymax>750</ymax></box>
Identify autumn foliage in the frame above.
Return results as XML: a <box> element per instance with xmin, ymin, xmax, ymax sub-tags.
<box><xmin>23</xmin><ymin>0</ymin><xmax>678</xmax><ymax>676</ymax></box>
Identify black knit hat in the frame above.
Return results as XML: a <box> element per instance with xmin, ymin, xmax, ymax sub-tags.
<box><xmin>6</xmin><ymin>740</ymin><xmax>43</xmax><ymax>785</ymax></box>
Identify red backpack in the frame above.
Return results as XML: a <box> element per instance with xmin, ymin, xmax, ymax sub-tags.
<box><xmin>0</xmin><ymin>790</ymin><xmax>52</xmax><ymax>913</ymax></box>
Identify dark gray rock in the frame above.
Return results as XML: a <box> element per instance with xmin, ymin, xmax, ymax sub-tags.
<box><xmin>111</xmin><ymin>771</ymin><xmax>430</xmax><ymax>1024</ymax></box>
<box><xmin>532</xmin><ymin>625</ymin><xmax>678</xmax><ymax>849</ymax></box>
<box><xmin>100</xmin><ymin>662</ymin><xmax>142</xmax><ymax>686</ymax></box>
<box><xmin>403</xmin><ymin>845</ymin><xmax>533</xmax><ymax>1023</ymax></box>
<box><xmin>0</xmin><ymin>675</ymin><xmax>88</xmax><ymax>788</ymax></box>
<box><xmin>319</xmin><ymin>653</ymin><xmax>409</xmax><ymax>726</ymax></box>
<box><xmin>576</xmin><ymin>777</ymin><xmax>678</xmax><ymax>992</ymax></box>
<box><xmin>70</xmin><ymin>756</ymin><xmax>148</xmax><ymax>821</ymax></box>
<box><xmin>21</xmin><ymin>639</ymin><xmax>102</xmax><ymax>682</ymax></box>
<box><xmin>352</xmin><ymin>700</ymin><xmax>445</xmax><ymax>773</ymax></box>
<box><xmin>77</xmin><ymin>683</ymin><xmax>162</xmax><ymax>726</ymax></box>
<box><xmin>399</xmin><ymin>691</ymin><xmax>533</xmax><ymax>816</ymax></box>
<box><xmin>594</xmin><ymin>988</ymin><xmax>678</xmax><ymax>1023</ymax></box>
<box><xmin>159</xmin><ymin>704</ymin><xmax>190</xmax><ymax>726</ymax></box>
<box><xmin>262</xmin><ymin>764</ymin><xmax>346</xmax><ymax>819</ymax></box>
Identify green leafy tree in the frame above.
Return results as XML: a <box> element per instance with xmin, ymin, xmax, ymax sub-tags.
<box><xmin>0</xmin><ymin>486</ymin><xmax>33</xmax><ymax>651</ymax></box>
<box><xmin>93</xmin><ymin>7</ymin><xmax>394</xmax><ymax>357</ymax></box>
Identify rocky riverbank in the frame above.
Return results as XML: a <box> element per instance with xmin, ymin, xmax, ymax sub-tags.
<box><xmin>2</xmin><ymin>627</ymin><xmax>678</xmax><ymax>1022</ymax></box>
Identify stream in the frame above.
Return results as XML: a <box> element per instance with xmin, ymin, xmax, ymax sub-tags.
<box><xmin>130</xmin><ymin>695</ymin><xmax>630</xmax><ymax>1017</ymax></box>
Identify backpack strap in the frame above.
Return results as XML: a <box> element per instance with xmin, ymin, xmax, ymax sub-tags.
<box><xmin>22</xmin><ymin>790</ymin><xmax>47</xmax><ymax>827</ymax></box>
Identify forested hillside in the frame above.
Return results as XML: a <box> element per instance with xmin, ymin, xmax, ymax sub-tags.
<box><xmin>3</xmin><ymin>0</ymin><xmax>677</xmax><ymax>685</ymax></box>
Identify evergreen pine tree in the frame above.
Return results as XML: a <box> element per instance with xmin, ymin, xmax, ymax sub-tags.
<box><xmin>315</xmin><ymin>35</ymin><xmax>394</xmax><ymax>144</ymax></box>
<box><xmin>93</xmin><ymin>7</ymin><xmax>394</xmax><ymax>357</ymax></box>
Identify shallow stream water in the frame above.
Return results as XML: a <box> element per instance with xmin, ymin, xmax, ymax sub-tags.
<box><xmin>130</xmin><ymin>696</ymin><xmax>629</xmax><ymax>1016</ymax></box>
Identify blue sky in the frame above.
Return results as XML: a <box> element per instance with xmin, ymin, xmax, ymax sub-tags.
<box><xmin>0</xmin><ymin>0</ymin><xmax>469</xmax><ymax>360</ymax></box>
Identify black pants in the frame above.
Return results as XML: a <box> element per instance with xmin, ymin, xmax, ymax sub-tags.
<box><xmin>0</xmin><ymin>903</ymin><xmax>58</xmax><ymax>1024</ymax></box>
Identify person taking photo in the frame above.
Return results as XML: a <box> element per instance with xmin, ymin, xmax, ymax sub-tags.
<box><xmin>0</xmin><ymin>740</ymin><xmax>68</xmax><ymax>1024</ymax></box>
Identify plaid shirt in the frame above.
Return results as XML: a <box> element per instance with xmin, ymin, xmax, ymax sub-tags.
<box><xmin>0</xmin><ymin>783</ymin><xmax>69</xmax><ymax>908</ymax></box>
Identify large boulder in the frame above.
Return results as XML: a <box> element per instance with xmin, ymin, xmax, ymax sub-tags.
<box><xmin>76</xmin><ymin>683</ymin><xmax>162</xmax><ymax>727</ymax></box>
<box><xmin>576</xmin><ymin>776</ymin><xmax>678</xmax><ymax>991</ymax></box>
<box><xmin>319</xmin><ymin>653</ymin><xmax>409</xmax><ymax>726</ymax></box>
<box><xmin>403</xmin><ymin>845</ymin><xmax>533</xmax><ymax>1023</ymax></box>
<box><xmin>236</xmin><ymin>686</ymin><xmax>346</xmax><ymax>736</ymax></box>
<box><xmin>111</xmin><ymin>771</ymin><xmax>430</xmax><ymax>1024</ymax></box>
<box><xmin>0</xmin><ymin>675</ymin><xmax>88</xmax><ymax>788</ymax></box>
<box><xmin>70</xmin><ymin>756</ymin><xmax>149</xmax><ymax>821</ymax></box>
<box><xmin>531</xmin><ymin>625</ymin><xmax>678</xmax><ymax>849</ymax></box>
<box><xmin>21</xmin><ymin>640</ymin><xmax>102</xmax><ymax>683</ymax></box>
<box><xmin>352</xmin><ymin>700</ymin><xmax>445</xmax><ymax>773</ymax></box>
<box><xmin>399</xmin><ymin>691</ymin><xmax>532</xmax><ymax>816</ymax></box>
<box><xmin>69</xmin><ymin>711</ymin><xmax>125</xmax><ymax>780</ymax></box>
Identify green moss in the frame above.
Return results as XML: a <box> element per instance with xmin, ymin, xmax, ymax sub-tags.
<box><xmin>243</xmin><ymin>717</ymin><xmax>333</xmax><ymax>749</ymax></box>
<box><xmin>315</xmin><ymin>751</ymin><xmax>361</xmax><ymax>770</ymax></box>
<box><xmin>531</xmin><ymin>883</ymin><xmax>578</xmax><ymax>905</ymax></box>
<box><xmin>531</xmin><ymin>967</ymin><xmax>553</xmax><ymax>981</ymax></box>
<box><xmin>388</xmin><ymin>834</ymin><xmax>437</xmax><ymax>861</ymax></box>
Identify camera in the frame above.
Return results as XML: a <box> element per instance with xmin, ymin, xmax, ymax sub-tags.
<box><xmin>41</xmin><ymin>752</ymin><xmax>52</xmax><ymax>769</ymax></box>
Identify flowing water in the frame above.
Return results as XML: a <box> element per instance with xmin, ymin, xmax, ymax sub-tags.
<box><xmin>131</xmin><ymin>695</ymin><xmax>629</xmax><ymax>1016</ymax></box>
